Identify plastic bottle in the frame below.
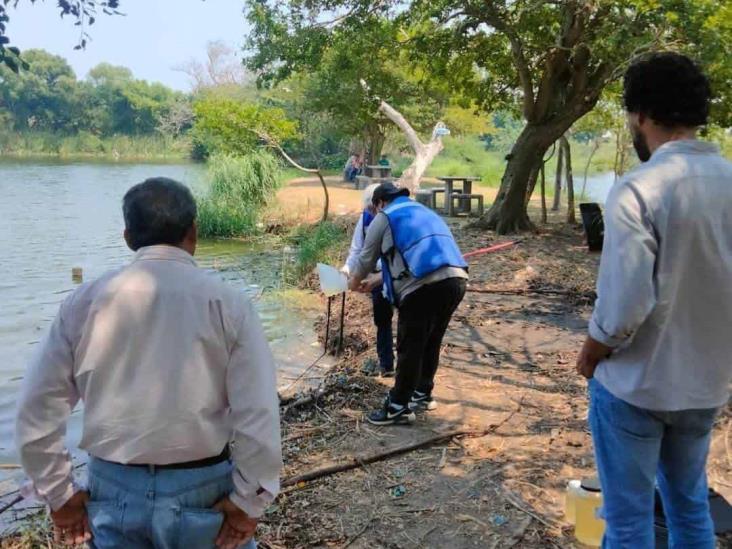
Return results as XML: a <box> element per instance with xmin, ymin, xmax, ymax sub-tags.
<box><xmin>574</xmin><ymin>477</ymin><xmax>605</xmax><ymax>547</ymax></box>
<box><xmin>564</xmin><ymin>479</ymin><xmax>582</xmax><ymax>524</ymax></box>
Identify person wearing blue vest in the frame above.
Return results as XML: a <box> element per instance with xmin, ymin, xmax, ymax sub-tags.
<box><xmin>341</xmin><ymin>184</ymin><xmax>394</xmax><ymax>377</ymax></box>
<box><xmin>349</xmin><ymin>182</ymin><xmax>468</xmax><ymax>425</ymax></box>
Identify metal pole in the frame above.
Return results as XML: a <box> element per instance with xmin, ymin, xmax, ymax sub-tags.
<box><xmin>337</xmin><ymin>292</ymin><xmax>346</xmax><ymax>356</ymax></box>
<box><xmin>324</xmin><ymin>296</ymin><xmax>333</xmax><ymax>352</ymax></box>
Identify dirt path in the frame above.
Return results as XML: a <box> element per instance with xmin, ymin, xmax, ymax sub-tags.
<box><xmin>260</xmin><ymin>220</ymin><xmax>731</xmax><ymax>549</ymax></box>
<box><xmin>268</xmin><ymin>177</ymin><xmax>500</xmax><ymax>225</ymax></box>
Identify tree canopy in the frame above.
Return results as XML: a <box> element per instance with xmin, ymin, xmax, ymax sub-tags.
<box><xmin>245</xmin><ymin>2</ymin><xmax>451</xmax><ymax>163</ymax></box>
<box><xmin>0</xmin><ymin>1</ymin><xmax>124</xmax><ymax>72</ymax></box>
<box><xmin>243</xmin><ymin>0</ymin><xmax>732</xmax><ymax>232</ymax></box>
<box><xmin>0</xmin><ymin>49</ymin><xmax>184</xmax><ymax>135</ymax></box>
<box><xmin>191</xmin><ymin>96</ymin><xmax>298</xmax><ymax>159</ymax></box>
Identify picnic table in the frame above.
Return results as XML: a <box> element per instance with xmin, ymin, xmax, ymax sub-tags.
<box><xmin>437</xmin><ymin>176</ymin><xmax>482</xmax><ymax>216</ymax></box>
<box><xmin>365</xmin><ymin>165</ymin><xmax>392</xmax><ymax>179</ymax></box>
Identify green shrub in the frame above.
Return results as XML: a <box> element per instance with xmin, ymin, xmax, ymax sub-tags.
<box><xmin>286</xmin><ymin>221</ymin><xmax>349</xmax><ymax>283</ymax></box>
<box><xmin>196</xmin><ymin>151</ymin><xmax>283</xmax><ymax>238</ymax></box>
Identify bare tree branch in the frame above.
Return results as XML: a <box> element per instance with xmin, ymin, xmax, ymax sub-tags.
<box><xmin>378</xmin><ymin>99</ymin><xmax>425</xmax><ymax>154</ymax></box>
<box><xmin>313</xmin><ymin>0</ymin><xmax>386</xmax><ymax>28</ymax></box>
<box><xmin>256</xmin><ymin>130</ymin><xmax>330</xmax><ymax>223</ymax></box>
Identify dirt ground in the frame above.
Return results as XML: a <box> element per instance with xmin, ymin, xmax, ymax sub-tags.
<box><xmin>269</xmin><ymin>177</ymin><xmax>500</xmax><ymax>224</ymax></box>
<box><xmin>261</xmin><ymin>215</ymin><xmax>732</xmax><ymax>549</ymax></box>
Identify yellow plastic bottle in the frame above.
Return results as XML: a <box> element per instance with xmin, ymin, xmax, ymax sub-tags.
<box><xmin>574</xmin><ymin>477</ymin><xmax>605</xmax><ymax>547</ymax></box>
<box><xmin>564</xmin><ymin>479</ymin><xmax>582</xmax><ymax>524</ymax></box>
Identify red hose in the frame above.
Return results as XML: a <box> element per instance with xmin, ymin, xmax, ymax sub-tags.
<box><xmin>463</xmin><ymin>240</ymin><xmax>519</xmax><ymax>260</ymax></box>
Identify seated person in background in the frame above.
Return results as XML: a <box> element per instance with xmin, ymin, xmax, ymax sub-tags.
<box><xmin>342</xmin><ymin>183</ymin><xmax>394</xmax><ymax>377</ymax></box>
<box><xmin>343</xmin><ymin>153</ymin><xmax>355</xmax><ymax>181</ymax></box>
<box><xmin>344</xmin><ymin>153</ymin><xmax>363</xmax><ymax>182</ymax></box>
<box><xmin>377</xmin><ymin>154</ymin><xmax>390</xmax><ymax>167</ymax></box>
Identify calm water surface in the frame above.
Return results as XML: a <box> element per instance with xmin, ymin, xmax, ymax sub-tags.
<box><xmin>0</xmin><ymin>160</ymin><xmax>325</xmax><ymax>480</ymax></box>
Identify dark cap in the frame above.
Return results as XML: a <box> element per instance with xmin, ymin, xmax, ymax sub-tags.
<box><xmin>372</xmin><ymin>182</ymin><xmax>410</xmax><ymax>204</ymax></box>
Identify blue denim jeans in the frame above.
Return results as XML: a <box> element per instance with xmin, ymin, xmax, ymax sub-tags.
<box><xmin>589</xmin><ymin>378</ymin><xmax>718</xmax><ymax>549</ymax></box>
<box><xmin>87</xmin><ymin>457</ymin><xmax>257</xmax><ymax>549</ymax></box>
<box><xmin>371</xmin><ymin>285</ymin><xmax>394</xmax><ymax>371</ymax></box>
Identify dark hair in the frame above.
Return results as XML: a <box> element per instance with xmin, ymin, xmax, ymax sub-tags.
<box><xmin>623</xmin><ymin>52</ymin><xmax>711</xmax><ymax>128</ymax></box>
<box><xmin>122</xmin><ymin>177</ymin><xmax>197</xmax><ymax>251</ymax></box>
<box><xmin>372</xmin><ymin>182</ymin><xmax>410</xmax><ymax>205</ymax></box>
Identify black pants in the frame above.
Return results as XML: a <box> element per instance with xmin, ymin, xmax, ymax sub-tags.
<box><xmin>371</xmin><ymin>286</ymin><xmax>394</xmax><ymax>370</ymax></box>
<box><xmin>390</xmin><ymin>277</ymin><xmax>467</xmax><ymax>405</ymax></box>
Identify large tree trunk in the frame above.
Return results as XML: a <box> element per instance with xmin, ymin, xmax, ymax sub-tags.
<box><xmin>524</xmin><ymin>166</ymin><xmax>540</xmax><ymax>208</ymax></box>
<box><xmin>468</xmin><ymin>2</ymin><xmax>615</xmax><ymax>234</ymax></box>
<box><xmin>561</xmin><ymin>136</ymin><xmax>576</xmax><ymax>224</ymax></box>
<box><xmin>473</xmin><ymin>124</ymin><xmax>558</xmax><ymax>233</ymax></box>
<box><xmin>552</xmin><ymin>140</ymin><xmax>564</xmax><ymax>211</ymax></box>
<box><xmin>364</xmin><ymin>123</ymin><xmax>386</xmax><ymax>165</ymax></box>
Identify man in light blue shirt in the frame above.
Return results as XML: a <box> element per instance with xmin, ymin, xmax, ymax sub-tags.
<box><xmin>576</xmin><ymin>53</ymin><xmax>732</xmax><ymax>548</ymax></box>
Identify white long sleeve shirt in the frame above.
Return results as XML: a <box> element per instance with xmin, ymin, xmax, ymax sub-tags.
<box><xmin>15</xmin><ymin>245</ymin><xmax>282</xmax><ymax>516</ymax></box>
<box><xmin>591</xmin><ymin>140</ymin><xmax>732</xmax><ymax>411</ymax></box>
<box><xmin>343</xmin><ymin>214</ymin><xmax>367</xmax><ymax>275</ymax></box>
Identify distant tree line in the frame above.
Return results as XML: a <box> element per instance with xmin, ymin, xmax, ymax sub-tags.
<box><xmin>0</xmin><ymin>49</ymin><xmax>188</xmax><ymax>137</ymax></box>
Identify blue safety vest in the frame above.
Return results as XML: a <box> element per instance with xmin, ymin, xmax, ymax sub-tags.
<box><xmin>380</xmin><ymin>196</ymin><xmax>467</xmax><ymax>305</ymax></box>
<box><xmin>362</xmin><ymin>210</ymin><xmax>375</xmax><ymax>239</ymax></box>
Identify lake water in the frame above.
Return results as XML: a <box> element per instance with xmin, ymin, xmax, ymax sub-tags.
<box><xmin>0</xmin><ymin>160</ymin><xmax>326</xmax><ymax>480</ymax></box>
<box><xmin>581</xmin><ymin>171</ymin><xmax>616</xmax><ymax>203</ymax></box>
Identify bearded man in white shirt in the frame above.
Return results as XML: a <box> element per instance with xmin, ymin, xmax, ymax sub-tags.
<box><xmin>576</xmin><ymin>53</ymin><xmax>732</xmax><ymax>548</ymax></box>
<box><xmin>16</xmin><ymin>177</ymin><xmax>282</xmax><ymax>549</ymax></box>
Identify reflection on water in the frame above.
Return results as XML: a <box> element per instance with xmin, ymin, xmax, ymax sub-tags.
<box><xmin>0</xmin><ymin>160</ymin><xmax>326</xmax><ymax>482</ymax></box>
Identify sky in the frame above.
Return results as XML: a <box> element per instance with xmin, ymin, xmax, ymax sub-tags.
<box><xmin>6</xmin><ymin>0</ymin><xmax>251</xmax><ymax>90</ymax></box>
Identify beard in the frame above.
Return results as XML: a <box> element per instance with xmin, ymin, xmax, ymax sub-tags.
<box><xmin>631</xmin><ymin>128</ymin><xmax>652</xmax><ymax>162</ymax></box>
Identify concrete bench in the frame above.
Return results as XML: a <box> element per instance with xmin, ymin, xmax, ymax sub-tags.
<box><xmin>448</xmin><ymin>193</ymin><xmax>484</xmax><ymax>217</ymax></box>
<box><xmin>354</xmin><ymin>175</ymin><xmax>370</xmax><ymax>190</ymax></box>
<box><xmin>429</xmin><ymin>187</ymin><xmax>446</xmax><ymax>211</ymax></box>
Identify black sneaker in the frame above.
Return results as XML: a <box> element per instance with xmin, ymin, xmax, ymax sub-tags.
<box><xmin>381</xmin><ymin>367</ymin><xmax>395</xmax><ymax>378</ymax></box>
<box><xmin>367</xmin><ymin>397</ymin><xmax>416</xmax><ymax>426</ymax></box>
<box><xmin>409</xmin><ymin>391</ymin><xmax>437</xmax><ymax>411</ymax></box>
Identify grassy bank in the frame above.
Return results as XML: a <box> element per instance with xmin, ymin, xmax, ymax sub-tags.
<box><xmin>0</xmin><ymin>131</ymin><xmax>190</xmax><ymax>161</ymax></box>
<box><xmin>284</xmin><ymin>220</ymin><xmax>351</xmax><ymax>284</ymax></box>
<box><xmin>197</xmin><ymin>152</ymin><xmax>283</xmax><ymax>238</ymax></box>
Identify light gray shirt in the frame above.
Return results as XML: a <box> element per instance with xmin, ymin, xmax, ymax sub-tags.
<box><xmin>15</xmin><ymin>245</ymin><xmax>282</xmax><ymax>516</ymax></box>
<box><xmin>354</xmin><ymin>208</ymin><xmax>468</xmax><ymax>303</ymax></box>
<box><xmin>343</xmin><ymin>212</ymin><xmax>380</xmax><ymax>275</ymax></box>
<box><xmin>591</xmin><ymin>140</ymin><xmax>732</xmax><ymax>411</ymax></box>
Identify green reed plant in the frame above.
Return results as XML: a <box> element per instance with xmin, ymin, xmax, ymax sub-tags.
<box><xmin>284</xmin><ymin>220</ymin><xmax>349</xmax><ymax>284</ymax></box>
<box><xmin>196</xmin><ymin>151</ymin><xmax>283</xmax><ymax>238</ymax></box>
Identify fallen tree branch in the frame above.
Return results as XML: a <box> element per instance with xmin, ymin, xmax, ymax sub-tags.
<box><xmin>282</xmin><ymin>399</ymin><xmax>523</xmax><ymax>488</ymax></box>
<box><xmin>280</xmin><ymin>388</ymin><xmax>329</xmax><ymax>415</ymax></box>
